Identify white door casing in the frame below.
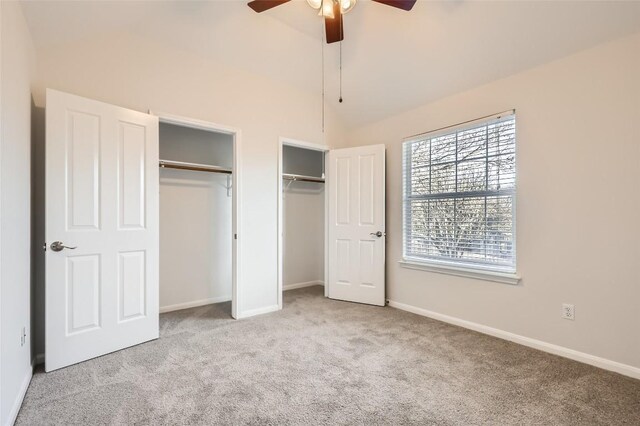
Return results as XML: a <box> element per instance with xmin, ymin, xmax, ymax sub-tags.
<box><xmin>328</xmin><ymin>145</ymin><xmax>385</xmax><ymax>306</ymax></box>
<box><xmin>45</xmin><ymin>89</ymin><xmax>159</xmax><ymax>371</ymax></box>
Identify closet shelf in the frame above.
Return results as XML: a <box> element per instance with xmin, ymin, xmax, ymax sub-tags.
<box><xmin>282</xmin><ymin>173</ymin><xmax>325</xmax><ymax>183</ymax></box>
<box><xmin>159</xmin><ymin>159</ymin><xmax>232</xmax><ymax>174</ymax></box>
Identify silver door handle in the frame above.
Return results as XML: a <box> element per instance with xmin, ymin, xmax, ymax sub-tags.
<box><xmin>50</xmin><ymin>241</ymin><xmax>77</xmax><ymax>252</ymax></box>
<box><xmin>370</xmin><ymin>231</ymin><xmax>385</xmax><ymax>238</ymax></box>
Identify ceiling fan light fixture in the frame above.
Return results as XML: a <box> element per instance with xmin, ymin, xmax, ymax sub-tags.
<box><xmin>320</xmin><ymin>0</ymin><xmax>335</xmax><ymax>19</ymax></box>
<box><xmin>306</xmin><ymin>0</ymin><xmax>322</xmax><ymax>10</ymax></box>
<box><xmin>340</xmin><ymin>0</ymin><xmax>356</xmax><ymax>14</ymax></box>
<box><xmin>248</xmin><ymin>0</ymin><xmax>416</xmax><ymax>43</ymax></box>
<box><xmin>308</xmin><ymin>0</ymin><xmax>355</xmax><ymax>19</ymax></box>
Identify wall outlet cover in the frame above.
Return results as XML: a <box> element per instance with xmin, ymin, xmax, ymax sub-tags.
<box><xmin>562</xmin><ymin>303</ymin><xmax>575</xmax><ymax>320</ymax></box>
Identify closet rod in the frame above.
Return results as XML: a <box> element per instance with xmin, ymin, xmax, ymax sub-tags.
<box><xmin>282</xmin><ymin>173</ymin><xmax>325</xmax><ymax>183</ymax></box>
<box><xmin>159</xmin><ymin>159</ymin><xmax>232</xmax><ymax>174</ymax></box>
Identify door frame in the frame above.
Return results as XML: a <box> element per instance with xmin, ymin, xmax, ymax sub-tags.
<box><xmin>277</xmin><ymin>137</ymin><xmax>329</xmax><ymax>310</ymax></box>
<box><xmin>151</xmin><ymin>111</ymin><xmax>242</xmax><ymax>319</ymax></box>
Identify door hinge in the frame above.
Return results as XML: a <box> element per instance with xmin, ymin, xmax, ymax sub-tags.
<box><xmin>234</xmin><ymin>234</ymin><xmax>238</xmax><ymax>240</ymax></box>
<box><xmin>42</xmin><ymin>242</ymin><xmax>47</xmax><ymax>251</ymax></box>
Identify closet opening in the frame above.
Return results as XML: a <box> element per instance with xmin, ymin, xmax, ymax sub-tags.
<box><xmin>156</xmin><ymin>114</ymin><xmax>240</xmax><ymax>319</ymax></box>
<box><xmin>278</xmin><ymin>140</ymin><xmax>328</xmax><ymax>308</ymax></box>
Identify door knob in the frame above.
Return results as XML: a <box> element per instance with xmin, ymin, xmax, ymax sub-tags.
<box><xmin>370</xmin><ymin>231</ymin><xmax>384</xmax><ymax>238</ymax></box>
<box><xmin>50</xmin><ymin>241</ymin><xmax>77</xmax><ymax>252</ymax></box>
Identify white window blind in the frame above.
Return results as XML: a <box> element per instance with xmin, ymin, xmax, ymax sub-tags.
<box><xmin>402</xmin><ymin>112</ymin><xmax>516</xmax><ymax>273</ymax></box>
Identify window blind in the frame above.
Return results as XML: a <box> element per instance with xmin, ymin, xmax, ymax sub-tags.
<box><xmin>402</xmin><ymin>112</ymin><xmax>516</xmax><ymax>272</ymax></box>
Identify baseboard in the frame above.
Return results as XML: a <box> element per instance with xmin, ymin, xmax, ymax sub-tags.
<box><xmin>283</xmin><ymin>280</ymin><xmax>324</xmax><ymax>291</ymax></box>
<box><xmin>387</xmin><ymin>300</ymin><xmax>640</xmax><ymax>380</ymax></box>
<box><xmin>4</xmin><ymin>366</ymin><xmax>32</xmax><ymax>426</ymax></box>
<box><xmin>236</xmin><ymin>304</ymin><xmax>280</xmax><ymax>319</ymax></box>
<box><xmin>160</xmin><ymin>295</ymin><xmax>231</xmax><ymax>313</ymax></box>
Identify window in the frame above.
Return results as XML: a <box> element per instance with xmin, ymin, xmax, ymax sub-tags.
<box><xmin>402</xmin><ymin>112</ymin><xmax>516</xmax><ymax>275</ymax></box>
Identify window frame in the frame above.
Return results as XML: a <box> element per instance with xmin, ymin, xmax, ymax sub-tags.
<box><xmin>400</xmin><ymin>111</ymin><xmax>520</xmax><ymax>284</ymax></box>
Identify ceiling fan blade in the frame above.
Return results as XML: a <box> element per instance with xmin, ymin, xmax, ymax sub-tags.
<box><xmin>247</xmin><ymin>0</ymin><xmax>291</xmax><ymax>13</ymax></box>
<box><xmin>371</xmin><ymin>0</ymin><xmax>417</xmax><ymax>11</ymax></box>
<box><xmin>325</xmin><ymin>1</ymin><xmax>344</xmax><ymax>44</ymax></box>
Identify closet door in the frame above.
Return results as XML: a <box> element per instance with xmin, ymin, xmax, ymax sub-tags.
<box><xmin>327</xmin><ymin>145</ymin><xmax>385</xmax><ymax>306</ymax></box>
<box><xmin>45</xmin><ymin>89</ymin><xmax>159</xmax><ymax>372</ymax></box>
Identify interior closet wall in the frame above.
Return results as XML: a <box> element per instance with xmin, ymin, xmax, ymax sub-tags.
<box><xmin>283</xmin><ymin>146</ymin><xmax>324</xmax><ymax>289</ymax></box>
<box><xmin>159</xmin><ymin>123</ymin><xmax>233</xmax><ymax>311</ymax></box>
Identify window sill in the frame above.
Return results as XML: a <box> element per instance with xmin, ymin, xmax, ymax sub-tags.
<box><xmin>398</xmin><ymin>259</ymin><xmax>521</xmax><ymax>285</ymax></box>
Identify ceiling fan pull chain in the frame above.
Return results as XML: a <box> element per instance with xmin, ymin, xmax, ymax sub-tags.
<box><xmin>339</xmin><ymin>41</ymin><xmax>343</xmax><ymax>103</ymax></box>
<box><xmin>321</xmin><ymin>17</ymin><xmax>326</xmax><ymax>134</ymax></box>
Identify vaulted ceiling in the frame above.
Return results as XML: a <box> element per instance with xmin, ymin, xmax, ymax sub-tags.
<box><xmin>21</xmin><ymin>0</ymin><xmax>640</xmax><ymax>128</ymax></box>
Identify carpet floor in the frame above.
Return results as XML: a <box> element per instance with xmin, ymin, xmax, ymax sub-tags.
<box><xmin>17</xmin><ymin>286</ymin><xmax>640</xmax><ymax>425</ymax></box>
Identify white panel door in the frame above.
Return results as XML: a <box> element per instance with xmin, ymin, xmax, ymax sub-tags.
<box><xmin>45</xmin><ymin>89</ymin><xmax>159</xmax><ymax>372</ymax></box>
<box><xmin>328</xmin><ymin>145</ymin><xmax>385</xmax><ymax>306</ymax></box>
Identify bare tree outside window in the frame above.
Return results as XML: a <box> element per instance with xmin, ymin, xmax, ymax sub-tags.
<box><xmin>403</xmin><ymin>114</ymin><xmax>516</xmax><ymax>271</ymax></box>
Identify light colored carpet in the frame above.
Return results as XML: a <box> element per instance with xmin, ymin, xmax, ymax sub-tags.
<box><xmin>17</xmin><ymin>286</ymin><xmax>640</xmax><ymax>425</ymax></box>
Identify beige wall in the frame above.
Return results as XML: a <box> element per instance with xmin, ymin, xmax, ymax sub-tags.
<box><xmin>341</xmin><ymin>33</ymin><xmax>640</xmax><ymax>370</ymax></box>
<box><xmin>1</xmin><ymin>1</ymin><xmax>36</xmax><ymax>424</ymax></box>
<box><xmin>31</xmin><ymin>30</ymin><xmax>345</xmax><ymax>322</ymax></box>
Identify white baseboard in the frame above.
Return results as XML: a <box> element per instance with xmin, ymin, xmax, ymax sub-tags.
<box><xmin>236</xmin><ymin>304</ymin><xmax>280</xmax><ymax>319</ymax></box>
<box><xmin>4</xmin><ymin>366</ymin><xmax>32</xmax><ymax>426</ymax></box>
<box><xmin>160</xmin><ymin>295</ymin><xmax>231</xmax><ymax>314</ymax></box>
<box><xmin>283</xmin><ymin>280</ymin><xmax>324</xmax><ymax>291</ymax></box>
<box><xmin>387</xmin><ymin>300</ymin><xmax>640</xmax><ymax>380</ymax></box>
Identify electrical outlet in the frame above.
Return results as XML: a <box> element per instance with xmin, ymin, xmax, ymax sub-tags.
<box><xmin>562</xmin><ymin>303</ymin><xmax>575</xmax><ymax>320</ymax></box>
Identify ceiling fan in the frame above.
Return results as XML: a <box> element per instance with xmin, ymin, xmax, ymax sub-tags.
<box><xmin>247</xmin><ymin>0</ymin><xmax>417</xmax><ymax>43</ymax></box>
